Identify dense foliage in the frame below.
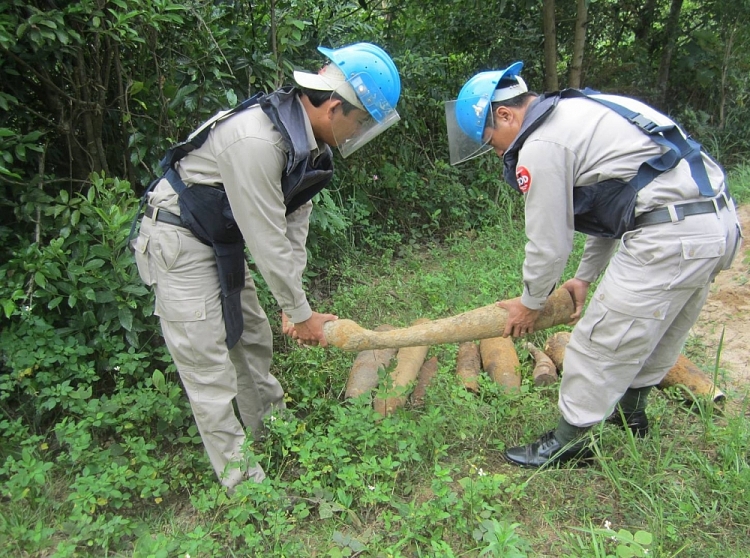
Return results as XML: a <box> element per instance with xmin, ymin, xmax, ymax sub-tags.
<box><xmin>1</xmin><ymin>1</ymin><xmax>749</xmax><ymax>555</ymax></box>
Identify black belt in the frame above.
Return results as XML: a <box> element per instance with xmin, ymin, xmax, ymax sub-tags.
<box><xmin>144</xmin><ymin>204</ymin><xmax>186</xmax><ymax>228</ymax></box>
<box><xmin>635</xmin><ymin>196</ymin><xmax>728</xmax><ymax>228</ymax></box>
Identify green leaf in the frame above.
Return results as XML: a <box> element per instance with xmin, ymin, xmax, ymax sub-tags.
<box><xmin>118</xmin><ymin>306</ymin><xmax>133</xmax><ymax>331</ymax></box>
<box><xmin>84</xmin><ymin>259</ymin><xmax>106</xmax><ymax>271</ymax></box>
<box><xmin>633</xmin><ymin>531</ymin><xmax>652</xmax><ymax>545</ymax></box>
<box><xmin>0</xmin><ymin>165</ymin><xmax>21</xmax><ymax>179</ymax></box>
<box><xmin>616</xmin><ymin>529</ymin><xmax>634</xmax><ymax>542</ymax></box>
<box><xmin>90</xmin><ymin>245</ymin><xmax>112</xmax><ymax>258</ymax></box>
<box><xmin>616</xmin><ymin>545</ymin><xmax>635</xmax><ymax>558</ymax></box>
<box><xmin>54</xmin><ymin>29</ymin><xmax>69</xmax><ymax>45</ymax></box>
<box><xmin>2</xmin><ymin>299</ymin><xmax>15</xmax><ymax>318</ymax></box>
<box><xmin>152</xmin><ymin>369</ymin><xmax>166</xmax><ymax>392</ymax></box>
<box><xmin>34</xmin><ymin>272</ymin><xmax>47</xmax><ymax>288</ymax></box>
<box><xmin>69</xmin><ymin>385</ymin><xmax>93</xmax><ymax>400</ymax></box>
<box><xmin>130</xmin><ymin>81</ymin><xmax>144</xmax><ymax>96</ymax></box>
<box><xmin>96</xmin><ymin>291</ymin><xmax>116</xmax><ymax>303</ymax></box>
<box><xmin>226</xmin><ymin>89</ymin><xmax>238</xmax><ymax>106</ymax></box>
<box><xmin>36</xmin><ymin>19</ymin><xmax>58</xmax><ymax>29</ymax></box>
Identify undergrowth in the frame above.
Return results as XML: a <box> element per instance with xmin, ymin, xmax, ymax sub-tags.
<box><xmin>1</xmin><ymin>167</ymin><xmax>749</xmax><ymax>556</ymax></box>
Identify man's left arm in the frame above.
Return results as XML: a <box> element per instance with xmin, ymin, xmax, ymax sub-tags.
<box><xmin>500</xmin><ymin>139</ymin><xmax>577</xmax><ymax>337</ymax></box>
<box><xmin>285</xmin><ymin>201</ymin><xmax>312</xmax><ymax>284</ymax></box>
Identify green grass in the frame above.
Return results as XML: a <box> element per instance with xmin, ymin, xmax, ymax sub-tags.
<box><xmin>728</xmin><ymin>163</ymin><xmax>750</xmax><ymax>204</ymax></box>
<box><xmin>2</xmin><ymin>184</ymin><xmax>750</xmax><ymax>557</ymax></box>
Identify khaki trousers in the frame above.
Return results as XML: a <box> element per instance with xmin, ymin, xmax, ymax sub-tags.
<box><xmin>133</xmin><ymin>215</ymin><xmax>285</xmax><ymax>489</ymax></box>
<box><xmin>560</xmin><ymin>204</ymin><xmax>741</xmax><ymax>427</ymax></box>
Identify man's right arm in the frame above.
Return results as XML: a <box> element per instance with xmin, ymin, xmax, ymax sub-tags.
<box><xmin>217</xmin><ymin>133</ymin><xmax>313</xmax><ymax>325</ymax></box>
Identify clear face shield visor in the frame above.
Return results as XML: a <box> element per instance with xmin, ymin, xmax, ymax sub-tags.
<box><xmin>444</xmin><ymin>95</ymin><xmax>494</xmax><ymax>165</ymax></box>
<box><xmin>331</xmin><ymin>72</ymin><xmax>400</xmax><ymax>158</ymax></box>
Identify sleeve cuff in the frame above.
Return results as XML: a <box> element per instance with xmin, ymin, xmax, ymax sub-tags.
<box><xmin>574</xmin><ymin>263</ymin><xmax>601</xmax><ymax>284</ymax></box>
<box><xmin>286</xmin><ymin>302</ymin><xmax>312</xmax><ymax>325</ymax></box>
<box><xmin>520</xmin><ymin>291</ymin><xmax>548</xmax><ymax>311</ymax></box>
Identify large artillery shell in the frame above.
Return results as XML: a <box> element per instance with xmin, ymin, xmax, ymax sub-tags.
<box><xmin>411</xmin><ymin>356</ymin><xmax>439</xmax><ymax>408</ymax></box>
<box><xmin>479</xmin><ymin>336</ymin><xmax>520</xmax><ymax>391</ymax></box>
<box><xmin>374</xmin><ymin>319</ymin><xmax>430</xmax><ymax>416</ymax></box>
<box><xmin>456</xmin><ymin>341</ymin><xmax>481</xmax><ymax>393</ymax></box>
<box><xmin>542</xmin><ymin>332</ymin><xmax>725</xmax><ymax>404</ymax></box>
<box><xmin>543</xmin><ymin>331</ymin><xmax>571</xmax><ymax>371</ymax></box>
<box><xmin>526</xmin><ymin>342</ymin><xmax>558</xmax><ymax>387</ymax></box>
<box><xmin>659</xmin><ymin>354</ymin><xmax>726</xmax><ymax>403</ymax></box>
<box><xmin>345</xmin><ymin>325</ymin><xmax>397</xmax><ymax>399</ymax></box>
<box><xmin>324</xmin><ymin>288</ymin><xmax>574</xmax><ymax>351</ymax></box>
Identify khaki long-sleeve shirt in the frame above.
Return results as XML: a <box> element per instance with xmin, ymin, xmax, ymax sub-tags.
<box><xmin>516</xmin><ymin>95</ymin><xmax>726</xmax><ymax>309</ymax></box>
<box><xmin>148</xmin><ymin>103</ymin><xmax>324</xmax><ymax>324</ymax></box>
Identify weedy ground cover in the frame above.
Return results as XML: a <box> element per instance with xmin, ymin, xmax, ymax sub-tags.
<box><xmin>1</xmin><ymin>169</ymin><xmax>749</xmax><ymax>557</ymax></box>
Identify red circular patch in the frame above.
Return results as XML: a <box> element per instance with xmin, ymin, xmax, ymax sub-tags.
<box><xmin>516</xmin><ymin>166</ymin><xmax>532</xmax><ymax>194</ymax></box>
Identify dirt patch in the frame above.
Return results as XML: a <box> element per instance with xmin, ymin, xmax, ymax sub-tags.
<box><xmin>690</xmin><ymin>203</ymin><xmax>750</xmax><ymax>393</ymax></box>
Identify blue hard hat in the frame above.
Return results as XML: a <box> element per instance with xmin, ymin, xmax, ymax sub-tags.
<box><xmin>318</xmin><ymin>43</ymin><xmax>401</xmax><ymax>122</ymax></box>
<box><xmin>455</xmin><ymin>62</ymin><xmax>526</xmax><ymax>143</ymax></box>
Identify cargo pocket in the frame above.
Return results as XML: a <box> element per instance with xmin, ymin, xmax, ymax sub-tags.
<box><xmin>155</xmin><ymin>296</ymin><xmax>207</xmax><ymax>322</ymax></box>
<box><xmin>582</xmin><ymin>281</ymin><xmax>669</xmax><ymax>363</ymax></box>
<box><xmin>155</xmin><ymin>296</ymin><xmax>222</xmax><ymax>366</ymax></box>
<box><xmin>668</xmin><ymin>235</ymin><xmax>726</xmax><ymax>289</ymax></box>
<box><xmin>132</xmin><ymin>232</ymin><xmax>153</xmax><ymax>285</ymax></box>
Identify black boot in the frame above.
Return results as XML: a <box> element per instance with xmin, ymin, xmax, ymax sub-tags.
<box><xmin>606</xmin><ymin>409</ymin><xmax>649</xmax><ymax>437</ymax></box>
<box><xmin>504</xmin><ymin>419</ymin><xmax>592</xmax><ymax>468</ymax></box>
<box><xmin>606</xmin><ymin>386</ymin><xmax>652</xmax><ymax>437</ymax></box>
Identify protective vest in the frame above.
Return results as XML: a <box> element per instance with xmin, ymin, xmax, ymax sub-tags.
<box><xmin>136</xmin><ymin>87</ymin><xmax>333</xmax><ymax>348</ymax></box>
<box><xmin>502</xmin><ymin>89</ymin><xmax>718</xmax><ymax>239</ymax></box>
<box><xmin>160</xmin><ymin>86</ymin><xmax>334</xmax><ymax>244</ymax></box>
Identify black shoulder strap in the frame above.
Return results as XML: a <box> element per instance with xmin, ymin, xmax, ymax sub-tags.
<box><xmin>129</xmin><ymin>93</ymin><xmax>264</xmax><ymax>249</ymax></box>
<box><xmin>159</xmin><ymin>92</ymin><xmax>264</xmax><ymax>172</ymax></box>
<box><xmin>560</xmin><ymin>88</ymin><xmax>714</xmax><ymax>197</ymax></box>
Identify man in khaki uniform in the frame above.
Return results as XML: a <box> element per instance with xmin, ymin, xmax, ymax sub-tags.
<box><xmin>133</xmin><ymin>43</ymin><xmax>401</xmax><ymax>491</ymax></box>
<box><xmin>447</xmin><ymin>62</ymin><xmax>742</xmax><ymax>467</ymax></box>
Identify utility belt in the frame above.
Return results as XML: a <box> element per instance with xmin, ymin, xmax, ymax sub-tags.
<box><xmin>634</xmin><ymin>192</ymin><xmax>729</xmax><ymax>228</ymax></box>
<box><xmin>573</xmin><ymin>178</ymin><xmax>731</xmax><ymax>239</ymax></box>
<box><xmin>144</xmin><ymin>204</ymin><xmax>185</xmax><ymax>228</ymax></box>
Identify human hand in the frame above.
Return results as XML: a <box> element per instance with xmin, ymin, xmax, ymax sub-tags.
<box><xmin>281</xmin><ymin>311</ymin><xmax>294</xmax><ymax>336</ymax></box>
<box><xmin>497</xmin><ymin>298</ymin><xmax>540</xmax><ymax>338</ymax></box>
<box><xmin>290</xmin><ymin>311</ymin><xmax>338</xmax><ymax>348</ymax></box>
<box><xmin>560</xmin><ymin>278</ymin><xmax>590</xmax><ymax>324</ymax></box>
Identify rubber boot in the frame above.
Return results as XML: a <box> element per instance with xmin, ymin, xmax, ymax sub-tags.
<box><xmin>606</xmin><ymin>386</ymin><xmax>652</xmax><ymax>437</ymax></box>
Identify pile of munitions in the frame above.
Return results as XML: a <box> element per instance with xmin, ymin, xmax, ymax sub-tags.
<box><xmin>324</xmin><ymin>289</ymin><xmax>724</xmax><ymax>417</ymax></box>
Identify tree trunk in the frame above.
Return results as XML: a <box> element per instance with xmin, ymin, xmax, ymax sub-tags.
<box><xmin>656</xmin><ymin>0</ymin><xmax>685</xmax><ymax>106</ymax></box>
<box><xmin>270</xmin><ymin>0</ymin><xmax>281</xmax><ymax>88</ymax></box>
<box><xmin>719</xmin><ymin>25</ymin><xmax>737</xmax><ymax>130</ymax></box>
<box><xmin>569</xmin><ymin>0</ymin><xmax>589</xmax><ymax>88</ymax></box>
<box><xmin>634</xmin><ymin>0</ymin><xmax>658</xmax><ymax>41</ymax></box>
<box><xmin>543</xmin><ymin>0</ymin><xmax>559</xmax><ymax>91</ymax></box>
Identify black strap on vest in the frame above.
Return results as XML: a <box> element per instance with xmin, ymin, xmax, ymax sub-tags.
<box><xmin>131</xmin><ymin>90</ymin><xmax>333</xmax><ymax>348</ymax></box>
<box><xmin>129</xmin><ymin>95</ymin><xmax>263</xmax><ymax>349</ymax></box>
<box><xmin>560</xmin><ymin>88</ymin><xmax>714</xmax><ymax>197</ymax></box>
<box><xmin>501</xmin><ymin>89</ymin><xmax>724</xmax><ymax>238</ymax></box>
<box><xmin>158</xmin><ymin>97</ymin><xmax>263</xmax><ymax>349</ymax></box>
<box><xmin>160</xmin><ymin>93</ymin><xmax>264</xmax><ymax>172</ymax></box>
<box><xmin>127</xmin><ymin>93</ymin><xmax>264</xmax><ymax>251</ymax></box>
